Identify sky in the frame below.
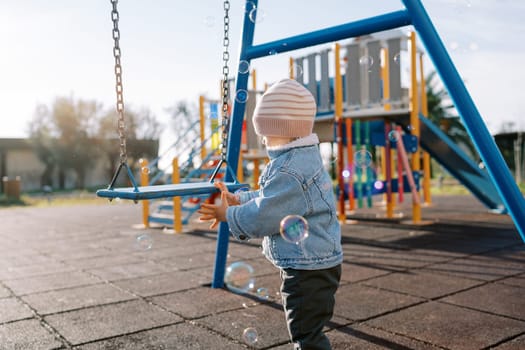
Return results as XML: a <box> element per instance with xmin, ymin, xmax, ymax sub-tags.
<box><xmin>0</xmin><ymin>0</ymin><xmax>524</xmax><ymax>143</ymax></box>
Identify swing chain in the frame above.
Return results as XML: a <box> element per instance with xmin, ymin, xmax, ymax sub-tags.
<box><xmin>110</xmin><ymin>0</ymin><xmax>127</xmax><ymax>164</ymax></box>
<box><xmin>220</xmin><ymin>0</ymin><xmax>231</xmax><ymax>162</ymax></box>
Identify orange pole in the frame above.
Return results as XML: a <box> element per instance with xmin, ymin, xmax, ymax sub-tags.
<box><xmin>409</xmin><ymin>31</ymin><xmax>421</xmax><ymax>223</ymax></box>
<box><xmin>139</xmin><ymin>158</ymin><xmax>149</xmax><ymax>228</ymax></box>
<box><xmin>334</xmin><ymin>43</ymin><xmax>346</xmax><ymax>222</ymax></box>
<box><xmin>172</xmin><ymin>157</ymin><xmax>183</xmax><ymax>233</ymax></box>
<box><xmin>289</xmin><ymin>57</ymin><xmax>294</xmax><ymax>79</ymax></box>
<box><xmin>253</xmin><ymin>159</ymin><xmax>260</xmax><ymax>189</ymax></box>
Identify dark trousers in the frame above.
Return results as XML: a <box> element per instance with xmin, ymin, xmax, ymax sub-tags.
<box><xmin>280</xmin><ymin>264</ymin><xmax>342</xmax><ymax>350</ymax></box>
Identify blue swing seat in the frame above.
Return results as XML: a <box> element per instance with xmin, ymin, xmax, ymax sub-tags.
<box><xmin>96</xmin><ymin>181</ymin><xmax>247</xmax><ymax>201</ymax></box>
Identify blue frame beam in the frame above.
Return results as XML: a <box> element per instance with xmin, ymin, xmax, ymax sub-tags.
<box><xmin>211</xmin><ymin>0</ymin><xmax>258</xmax><ymax>288</ymax></box>
<box><xmin>244</xmin><ymin>10</ymin><xmax>412</xmax><ymax>60</ymax></box>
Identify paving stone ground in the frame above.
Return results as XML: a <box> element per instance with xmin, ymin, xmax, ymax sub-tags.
<box><xmin>0</xmin><ymin>194</ymin><xmax>524</xmax><ymax>349</ymax></box>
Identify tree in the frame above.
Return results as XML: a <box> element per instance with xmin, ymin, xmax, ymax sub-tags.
<box><xmin>28</xmin><ymin>104</ymin><xmax>57</xmax><ymax>188</ymax></box>
<box><xmin>167</xmin><ymin>100</ymin><xmax>200</xmax><ymax>141</ymax></box>
<box><xmin>52</xmin><ymin>96</ymin><xmax>102</xmax><ymax>188</ymax></box>
<box><xmin>425</xmin><ymin>71</ymin><xmax>478</xmax><ymax>159</ymax></box>
<box><xmin>29</xmin><ymin>97</ymin><xmax>101</xmax><ymax>188</ymax></box>
<box><xmin>29</xmin><ymin>97</ymin><xmax>101</xmax><ymax>189</ymax></box>
<box><xmin>29</xmin><ymin>96</ymin><xmax>163</xmax><ymax>189</ymax></box>
<box><xmin>97</xmin><ymin>106</ymin><xmax>163</xmax><ymax>179</ymax></box>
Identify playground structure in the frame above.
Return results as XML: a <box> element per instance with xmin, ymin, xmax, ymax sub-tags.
<box><xmin>288</xmin><ymin>29</ymin><xmax>505</xmax><ymax>222</ymax></box>
<box><xmin>97</xmin><ymin>0</ymin><xmax>525</xmax><ymax>289</ymax></box>
<box><xmin>138</xmin><ymin>29</ymin><xmax>507</xmax><ymax>231</ymax></box>
<box><xmin>135</xmin><ymin>75</ymin><xmax>267</xmax><ymax>230</ymax></box>
<box><xmin>211</xmin><ymin>0</ymin><xmax>525</xmax><ymax>288</ymax></box>
<box><xmin>135</xmin><ymin>95</ymin><xmax>238</xmax><ymax>230</ymax></box>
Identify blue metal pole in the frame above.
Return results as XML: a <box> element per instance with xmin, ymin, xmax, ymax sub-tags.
<box><xmin>212</xmin><ymin>0</ymin><xmax>258</xmax><ymax>288</ymax></box>
<box><xmin>401</xmin><ymin>0</ymin><xmax>525</xmax><ymax>242</ymax></box>
<box><xmin>245</xmin><ymin>10</ymin><xmax>412</xmax><ymax>60</ymax></box>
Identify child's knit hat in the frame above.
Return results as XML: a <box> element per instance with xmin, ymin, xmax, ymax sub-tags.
<box><xmin>253</xmin><ymin>78</ymin><xmax>317</xmax><ymax>138</ymax></box>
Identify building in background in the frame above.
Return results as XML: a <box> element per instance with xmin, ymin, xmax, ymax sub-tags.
<box><xmin>0</xmin><ymin>138</ymin><xmax>159</xmax><ymax>193</ymax></box>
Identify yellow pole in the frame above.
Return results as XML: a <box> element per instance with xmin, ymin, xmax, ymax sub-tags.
<box><xmin>139</xmin><ymin>158</ymin><xmax>149</xmax><ymax>228</ymax></box>
<box><xmin>382</xmin><ymin>47</ymin><xmax>395</xmax><ymax>218</ymax></box>
<box><xmin>409</xmin><ymin>31</ymin><xmax>421</xmax><ymax>223</ymax></box>
<box><xmin>252</xmin><ymin>69</ymin><xmax>257</xmax><ymax>90</ymax></box>
<box><xmin>334</xmin><ymin>43</ymin><xmax>346</xmax><ymax>222</ymax></box>
<box><xmin>419</xmin><ymin>53</ymin><xmax>432</xmax><ymax>205</ymax></box>
<box><xmin>289</xmin><ymin>57</ymin><xmax>294</xmax><ymax>79</ymax></box>
<box><xmin>199</xmin><ymin>95</ymin><xmax>206</xmax><ymax>160</ymax></box>
<box><xmin>172</xmin><ymin>157</ymin><xmax>183</xmax><ymax>233</ymax></box>
<box><xmin>382</xmin><ymin>47</ymin><xmax>391</xmax><ymax>112</ymax></box>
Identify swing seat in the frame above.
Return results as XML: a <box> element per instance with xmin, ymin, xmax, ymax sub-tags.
<box><xmin>96</xmin><ymin>181</ymin><xmax>248</xmax><ymax>201</ymax></box>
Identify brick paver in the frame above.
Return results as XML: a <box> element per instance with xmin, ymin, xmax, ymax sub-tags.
<box><xmin>0</xmin><ymin>195</ymin><xmax>523</xmax><ymax>349</ymax></box>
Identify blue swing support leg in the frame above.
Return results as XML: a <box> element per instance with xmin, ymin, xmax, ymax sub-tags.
<box><xmin>401</xmin><ymin>0</ymin><xmax>525</xmax><ymax>243</ymax></box>
<box><xmin>211</xmin><ymin>1</ymin><xmax>257</xmax><ymax>289</ymax></box>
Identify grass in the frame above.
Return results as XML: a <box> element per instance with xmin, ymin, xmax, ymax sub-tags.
<box><xmin>1</xmin><ymin>179</ymin><xmax>523</xmax><ymax>209</ymax></box>
<box><xmin>0</xmin><ymin>190</ymin><xmax>112</xmax><ymax>208</ymax></box>
<box><xmin>429</xmin><ymin>179</ymin><xmax>525</xmax><ymax>196</ymax></box>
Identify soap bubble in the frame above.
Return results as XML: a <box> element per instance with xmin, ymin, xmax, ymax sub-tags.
<box><xmin>249</xmin><ymin>7</ymin><xmax>265</xmax><ymax>23</ymax></box>
<box><xmin>225</xmin><ymin>261</ymin><xmax>255</xmax><ymax>294</ymax></box>
<box><xmin>135</xmin><ymin>234</ymin><xmax>153</xmax><ymax>250</ymax></box>
<box><xmin>290</xmin><ymin>63</ymin><xmax>303</xmax><ymax>78</ymax></box>
<box><xmin>203</xmin><ymin>16</ymin><xmax>215</xmax><ymax>27</ymax></box>
<box><xmin>235</xmin><ymin>89</ymin><xmax>249</xmax><ymax>103</ymax></box>
<box><xmin>359</xmin><ymin>55</ymin><xmax>373</xmax><ymax>68</ymax></box>
<box><xmin>256</xmin><ymin>287</ymin><xmax>270</xmax><ymax>300</ymax></box>
<box><xmin>243</xmin><ymin>1</ymin><xmax>256</xmax><ymax>13</ymax></box>
<box><xmin>280</xmin><ymin>215</ymin><xmax>309</xmax><ymax>244</ymax></box>
<box><xmin>234</xmin><ymin>186</ymin><xmax>250</xmax><ymax>194</ymax></box>
<box><xmin>393</xmin><ymin>52</ymin><xmax>401</xmax><ymax>65</ymax></box>
<box><xmin>238</xmin><ymin>60</ymin><xmax>250</xmax><ymax>74</ymax></box>
<box><xmin>388</xmin><ymin>130</ymin><xmax>399</xmax><ymax>142</ymax></box>
<box><xmin>242</xmin><ymin>327</ymin><xmax>258</xmax><ymax>344</ymax></box>
<box><xmin>354</xmin><ymin>150</ymin><xmax>373</xmax><ymax>168</ymax></box>
<box><xmin>469</xmin><ymin>42</ymin><xmax>479</xmax><ymax>51</ymax></box>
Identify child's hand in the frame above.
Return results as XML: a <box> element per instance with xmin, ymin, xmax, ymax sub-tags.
<box><xmin>214</xmin><ymin>181</ymin><xmax>240</xmax><ymax>206</ymax></box>
<box><xmin>198</xmin><ymin>191</ymin><xmax>229</xmax><ymax>229</ymax></box>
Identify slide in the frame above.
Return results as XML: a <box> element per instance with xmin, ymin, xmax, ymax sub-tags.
<box><xmin>402</xmin><ymin>114</ymin><xmax>505</xmax><ymax>212</ymax></box>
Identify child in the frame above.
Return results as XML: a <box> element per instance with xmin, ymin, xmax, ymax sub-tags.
<box><xmin>199</xmin><ymin>78</ymin><xmax>342</xmax><ymax>350</ymax></box>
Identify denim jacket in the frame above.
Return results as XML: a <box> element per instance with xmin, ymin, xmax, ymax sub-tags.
<box><xmin>226</xmin><ymin>134</ymin><xmax>343</xmax><ymax>270</ymax></box>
